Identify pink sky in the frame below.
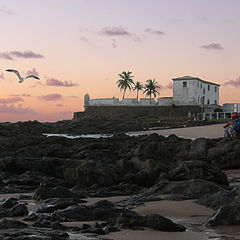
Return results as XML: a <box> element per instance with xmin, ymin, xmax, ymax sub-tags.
<box><xmin>1</xmin><ymin>0</ymin><xmax>240</xmax><ymax>122</ymax></box>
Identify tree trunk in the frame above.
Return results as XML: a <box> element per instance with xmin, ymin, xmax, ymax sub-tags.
<box><xmin>122</xmin><ymin>89</ymin><xmax>126</xmax><ymax>100</ymax></box>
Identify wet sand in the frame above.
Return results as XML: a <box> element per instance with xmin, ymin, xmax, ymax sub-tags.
<box><xmin>130</xmin><ymin>123</ymin><xmax>225</xmax><ymax>139</ymax></box>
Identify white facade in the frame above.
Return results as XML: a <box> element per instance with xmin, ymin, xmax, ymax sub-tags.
<box><xmin>223</xmin><ymin>103</ymin><xmax>240</xmax><ymax>113</ymax></box>
<box><xmin>84</xmin><ymin>76</ymin><xmax>220</xmax><ymax>108</ymax></box>
<box><xmin>88</xmin><ymin>97</ymin><xmax>119</xmax><ymax>106</ymax></box>
<box><xmin>172</xmin><ymin>76</ymin><xmax>220</xmax><ymax>106</ymax></box>
<box><xmin>157</xmin><ymin>97</ymin><xmax>173</xmax><ymax>106</ymax></box>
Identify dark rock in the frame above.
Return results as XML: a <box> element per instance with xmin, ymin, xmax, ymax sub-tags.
<box><xmin>0</xmin><ymin>197</ymin><xmax>18</xmax><ymax>209</ymax></box>
<box><xmin>188</xmin><ymin>138</ymin><xmax>207</xmax><ymax>160</ymax></box>
<box><xmin>205</xmin><ymin>205</ymin><xmax>240</xmax><ymax>227</ymax></box>
<box><xmin>111</xmin><ymin>210</ymin><xmax>185</xmax><ymax>232</ymax></box>
<box><xmin>0</xmin><ymin>206</ymin><xmax>11</xmax><ymax>218</ymax></box>
<box><xmin>33</xmin><ymin>186</ymin><xmax>80</xmax><ymax>200</ymax></box>
<box><xmin>51</xmin><ymin>221</ymin><xmax>68</xmax><ymax>231</ymax></box>
<box><xmin>145</xmin><ymin>214</ymin><xmax>186</xmax><ymax>231</ymax></box>
<box><xmin>10</xmin><ymin>203</ymin><xmax>29</xmax><ymax>216</ymax></box>
<box><xmin>168</xmin><ymin>160</ymin><xmax>228</xmax><ymax>186</ymax></box>
<box><xmin>52</xmin><ymin>200</ymin><xmax>116</xmax><ymax>222</ymax></box>
<box><xmin>35</xmin><ymin>198</ymin><xmax>79</xmax><ymax>213</ymax></box>
<box><xmin>148</xmin><ymin>179</ymin><xmax>226</xmax><ymax>200</ymax></box>
<box><xmin>197</xmin><ymin>186</ymin><xmax>240</xmax><ymax>210</ymax></box>
<box><xmin>0</xmin><ymin>219</ymin><xmax>28</xmax><ymax>229</ymax></box>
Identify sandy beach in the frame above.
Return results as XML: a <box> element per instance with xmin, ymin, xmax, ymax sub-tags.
<box><xmin>130</xmin><ymin>123</ymin><xmax>225</xmax><ymax>139</ymax></box>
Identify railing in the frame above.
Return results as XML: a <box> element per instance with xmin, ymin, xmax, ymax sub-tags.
<box><xmin>197</xmin><ymin>112</ymin><xmax>234</xmax><ymax>120</ymax></box>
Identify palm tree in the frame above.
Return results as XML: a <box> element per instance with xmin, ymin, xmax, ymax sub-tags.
<box><xmin>133</xmin><ymin>81</ymin><xmax>143</xmax><ymax>101</ymax></box>
<box><xmin>143</xmin><ymin>79</ymin><xmax>160</xmax><ymax>99</ymax></box>
<box><xmin>116</xmin><ymin>71</ymin><xmax>134</xmax><ymax>100</ymax></box>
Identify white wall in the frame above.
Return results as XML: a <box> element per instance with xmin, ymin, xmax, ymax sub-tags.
<box><xmin>173</xmin><ymin>79</ymin><xmax>219</xmax><ymax>105</ymax></box>
<box><xmin>223</xmin><ymin>103</ymin><xmax>240</xmax><ymax>112</ymax></box>
<box><xmin>173</xmin><ymin>79</ymin><xmax>198</xmax><ymax>105</ymax></box>
<box><xmin>89</xmin><ymin>98</ymin><xmax>119</xmax><ymax>106</ymax></box>
<box><xmin>157</xmin><ymin>97</ymin><xmax>173</xmax><ymax>106</ymax></box>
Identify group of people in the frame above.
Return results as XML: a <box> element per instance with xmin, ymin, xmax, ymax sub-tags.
<box><xmin>223</xmin><ymin>112</ymin><xmax>240</xmax><ymax>138</ymax></box>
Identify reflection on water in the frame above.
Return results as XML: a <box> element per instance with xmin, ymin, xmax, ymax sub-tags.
<box><xmin>43</xmin><ymin>133</ymin><xmax>145</xmax><ymax>139</ymax></box>
<box><xmin>43</xmin><ymin>132</ymin><xmax>195</xmax><ymax>139</ymax></box>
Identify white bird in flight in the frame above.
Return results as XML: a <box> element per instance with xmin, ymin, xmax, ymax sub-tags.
<box><xmin>5</xmin><ymin>69</ymin><xmax>40</xmax><ymax>83</ymax></box>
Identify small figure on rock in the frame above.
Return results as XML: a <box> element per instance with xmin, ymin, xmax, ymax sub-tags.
<box><xmin>223</xmin><ymin>113</ymin><xmax>238</xmax><ymax>138</ymax></box>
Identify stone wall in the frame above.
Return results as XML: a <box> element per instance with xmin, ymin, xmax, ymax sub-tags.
<box><xmin>73</xmin><ymin>105</ymin><xmax>202</xmax><ymax>120</ymax></box>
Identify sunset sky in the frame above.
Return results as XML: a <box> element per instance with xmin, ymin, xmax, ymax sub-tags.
<box><xmin>1</xmin><ymin>0</ymin><xmax>240</xmax><ymax>122</ymax></box>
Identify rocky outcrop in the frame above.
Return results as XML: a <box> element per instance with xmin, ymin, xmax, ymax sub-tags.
<box><xmin>205</xmin><ymin>205</ymin><xmax>240</xmax><ymax>227</ymax></box>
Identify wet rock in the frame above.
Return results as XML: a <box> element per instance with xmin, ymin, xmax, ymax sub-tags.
<box><xmin>205</xmin><ymin>205</ymin><xmax>240</xmax><ymax>227</ymax></box>
<box><xmin>110</xmin><ymin>210</ymin><xmax>186</xmax><ymax>232</ymax></box>
<box><xmin>52</xmin><ymin>200</ymin><xmax>116</xmax><ymax>222</ymax></box>
<box><xmin>0</xmin><ymin>206</ymin><xmax>11</xmax><ymax>218</ymax></box>
<box><xmin>148</xmin><ymin>179</ymin><xmax>226</xmax><ymax>200</ymax></box>
<box><xmin>0</xmin><ymin>219</ymin><xmax>28</xmax><ymax>229</ymax></box>
<box><xmin>0</xmin><ymin>197</ymin><xmax>18</xmax><ymax>209</ymax></box>
<box><xmin>35</xmin><ymin>198</ymin><xmax>79</xmax><ymax>213</ymax></box>
<box><xmin>33</xmin><ymin>185</ymin><xmax>81</xmax><ymax>200</ymax></box>
<box><xmin>188</xmin><ymin>138</ymin><xmax>207</xmax><ymax>160</ymax></box>
<box><xmin>168</xmin><ymin>160</ymin><xmax>228</xmax><ymax>186</ymax></box>
<box><xmin>10</xmin><ymin>203</ymin><xmax>29</xmax><ymax>216</ymax></box>
<box><xmin>145</xmin><ymin>214</ymin><xmax>186</xmax><ymax>231</ymax></box>
<box><xmin>197</xmin><ymin>186</ymin><xmax>240</xmax><ymax>210</ymax></box>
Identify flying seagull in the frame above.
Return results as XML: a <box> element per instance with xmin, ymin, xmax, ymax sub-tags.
<box><xmin>5</xmin><ymin>69</ymin><xmax>40</xmax><ymax>83</ymax></box>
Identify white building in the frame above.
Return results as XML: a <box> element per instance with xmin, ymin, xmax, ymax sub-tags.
<box><xmin>172</xmin><ymin>76</ymin><xmax>220</xmax><ymax>106</ymax></box>
<box><xmin>223</xmin><ymin>103</ymin><xmax>240</xmax><ymax>113</ymax></box>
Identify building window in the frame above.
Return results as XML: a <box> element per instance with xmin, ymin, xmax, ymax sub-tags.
<box><xmin>198</xmin><ymin>96</ymin><xmax>199</xmax><ymax>103</ymax></box>
<box><xmin>208</xmin><ymin>85</ymin><xmax>210</xmax><ymax>91</ymax></box>
<box><xmin>200</xmin><ymin>83</ymin><xmax>202</xmax><ymax>88</ymax></box>
<box><xmin>203</xmin><ymin>88</ymin><xmax>205</xmax><ymax>94</ymax></box>
<box><xmin>207</xmin><ymin>99</ymin><xmax>210</xmax><ymax>104</ymax></box>
<box><xmin>183</xmin><ymin>81</ymin><xmax>187</xmax><ymax>87</ymax></box>
<box><xmin>215</xmin><ymin>86</ymin><xmax>217</xmax><ymax>92</ymax></box>
<box><xmin>214</xmin><ymin>100</ymin><xmax>217</xmax><ymax>104</ymax></box>
<box><xmin>197</xmin><ymin>82</ymin><xmax>199</xmax><ymax>87</ymax></box>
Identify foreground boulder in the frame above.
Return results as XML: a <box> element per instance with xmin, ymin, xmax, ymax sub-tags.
<box><xmin>0</xmin><ymin>219</ymin><xmax>28</xmax><ymax>229</ymax></box>
<box><xmin>168</xmin><ymin>160</ymin><xmax>228</xmax><ymax>186</ymax></box>
<box><xmin>148</xmin><ymin>179</ymin><xmax>226</xmax><ymax>200</ymax></box>
<box><xmin>197</xmin><ymin>186</ymin><xmax>240</xmax><ymax>210</ymax></box>
<box><xmin>205</xmin><ymin>205</ymin><xmax>240</xmax><ymax>227</ymax></box>
<box><xmin>33</xmin><ymin>186</ymin><xmax>82</xmax><ymax>200</ymax></box>
<box><xmin>109</xmin><ymin>211</ymin><xmax>186</xmax><ymax>232</ymax></box>
<box><xmin>10</xmin><ymin>203</ymin><xmax>29</xmax><ymax>216</ymax></box>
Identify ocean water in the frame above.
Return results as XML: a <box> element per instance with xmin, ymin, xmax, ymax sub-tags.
<box><xmin>43</xmin><ymin>132</ymin><xmax>143</xmax><ymax>139</ymax></box>
<box><xmin>43</xmin><ymin>132</ymin><xmax>195</xmax><ymax>140</ymax></box>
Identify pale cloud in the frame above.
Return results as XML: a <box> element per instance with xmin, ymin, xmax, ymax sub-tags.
<box><xmin>30</xmin><ymin>81</ymin><xmax>44</xmax><ymax>88</ymax></box>
<box><xmin>145</xmin><ymin>28</ymin><xmax>165</xmax><ymax>36</ymax></box>
<box><xmin>22</xmin><ymin>93</ymin><xmax>31</xmax><ymax>97</ymax></box>
<box><xmin>26</xmin><ymin>68</ymin><xmax>39</xmax><ymax>76</ymax></box>
<box><xmin>201</xmin><ymin>43</ymin><xmax>224</xmax><ymax>50</ymax></box>
<box><xmin>0</xmin><ymin>51</ymin><xmax>44</xmax><ymax>60</ymax></box>
<box><xmin>0</xmin><ymin>97</ymin><xmax>23</xmax><ymax>104</ymax></box>
<box><xmin>0</xmin><ymin>6</ymin><xmax>13</xmax><ymax>15</ymax></box>
<box><xmin>0</xmin><ymin>52</ymin><xmax>13</xmax><ymax>60</ymax></box>
<box><xmin>10</xmin><ymin>50</ymin><xmax>44</xmax><ymax>59</ymax></box>
<box><xmin>46</xmin><ymin>78</ymin><xmax>78</xmax><ymax>87</ymax></box>
<box><xmin>101</xmin><ymin>26</ymin><xmax>131</xmax><ymax>36</ymax></box>
<box><xmin>39</xmin><ymin>93</ymin><xmax>62</xmax><ymax>101</ymax></box>
<box><xmin>224</xmin><ymin>77</ymin><xmax>240</xmax><ymax>87</ymax></box>
<box><xmin>0</xmin><ymin>104</ymin><xmax>37</xmax><ymax>114</ymax></box>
